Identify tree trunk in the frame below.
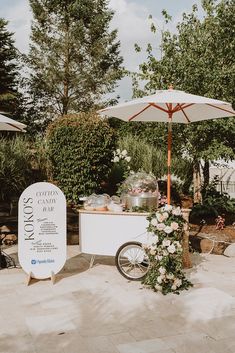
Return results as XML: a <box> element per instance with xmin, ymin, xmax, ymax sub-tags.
<box><xmin>193</xmin><ymin>160</ymin><xmax>202</xmax><ymax>204</ymax></box>
<box><xmin>63</xmin><ymin>16</ymin><xmax>70</xmax><ymax>116</ymax></box>
<box><xmin>203</xmin><ymin>160</ymin><xmax>210</xmax><ymax>190</ymax></box>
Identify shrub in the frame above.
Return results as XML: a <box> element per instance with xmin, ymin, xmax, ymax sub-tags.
<box><xmin>31</xmin><ymin>136</ymin><xmax>52</xmax><ymax>182</ymax></box>
<box><xmin>46</xmin><ymin>112</ymin><xmax>115</xmax><ymax>203</ymax></box>
<box><xmin>190</xmin><ymin>180</ymin><xmax>235</xmax><ymax>222</ymax></box>
<box><xmin>0</xmin><ymin>136</ymin><xmax>33</xmax><ymax>201</ymax></box>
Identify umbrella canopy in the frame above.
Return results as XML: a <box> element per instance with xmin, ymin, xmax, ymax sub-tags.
<box><xmin>0</xmin><ymin>113</ymin><xmax>26</xmax><ymax>132</ymax></box>
<box><xmin>98</xmin><ymin>87</ymin><xmax>235</xmax><ymax>204</ymax></box>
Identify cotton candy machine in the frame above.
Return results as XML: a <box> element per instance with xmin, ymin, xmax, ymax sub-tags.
<box><xmin>121</xmin><ymin>172</ymin><xmax>158</xmax><ymax>211</ymax></box>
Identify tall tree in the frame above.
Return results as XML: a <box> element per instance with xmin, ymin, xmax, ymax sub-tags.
<box><xmin>28</xmin><ymin>0</ymin><xmax>123</xmax><ymax>117</ymax></box>
<box><xmin>0</xmin><ymin>18</ymin><xmax>20</xmax><ymax>115</ymax></box>
<box><xmin>132</xmin><ymin>0</ymin><xmax>235</xmax><ymax>202</ymax></box>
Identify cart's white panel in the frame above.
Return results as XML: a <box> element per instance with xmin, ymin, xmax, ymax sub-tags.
<box><xmin>79</xmin><ymin>212</ymin><xmax>149</xmax><ymax>256</ymax></box>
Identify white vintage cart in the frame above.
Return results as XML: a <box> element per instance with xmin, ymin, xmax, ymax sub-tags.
<box><xmin>79</xmin><ymin>208</ymin><xmax>191</xmax><ymax>279</ymax></box>
<box><xmin>79</xmin><ymin>210</ymin><xmax>149</xmax><ymax>273</ymax></box>
<box><xmin>79</xmin><ymin>210</ymin><xmax>149</xmax><ymax>255</ymax></box>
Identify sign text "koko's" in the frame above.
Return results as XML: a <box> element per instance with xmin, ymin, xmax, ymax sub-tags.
<box><xmin>23</xmin><ymin>197</ymin><xmax>34</xmax><ymax>241</ymax></box>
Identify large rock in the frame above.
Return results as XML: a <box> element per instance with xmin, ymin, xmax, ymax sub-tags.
<box><xmin>189</xmin><ymin>232</ymin><xmax>231</xmax><ymax>255</ymax></box>
<box><xmin>224</xmin><ymin>244</ymin><xmax>235</xmax><ymax>257</ymax></box>
<box><xmin>200</xmin><ymin>238</ymin><xmax>227</xmax><ymax>255</ymax></box>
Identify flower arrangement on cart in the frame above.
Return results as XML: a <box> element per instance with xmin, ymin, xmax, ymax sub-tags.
<box><xmin>143</xmin><ymin>205</ymin><xmax>192</xmax><ymax>295</ymax></box>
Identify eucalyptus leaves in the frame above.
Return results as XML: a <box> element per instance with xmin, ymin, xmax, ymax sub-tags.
<box><xmin>143</xmin><ymin>205</ymin><xmax>192</xmax><ymax>295</ymax></box>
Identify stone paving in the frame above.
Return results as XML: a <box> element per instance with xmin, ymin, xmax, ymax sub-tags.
<box><xmin>1</xmin><ymin>246</ymin><xmax>235</xmax><ymax>353</ymax></box>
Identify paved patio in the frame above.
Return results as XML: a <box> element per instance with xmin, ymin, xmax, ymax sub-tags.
<box><xmin>1</xmin><ymin>246</ymin><xmax>235</xmax><ymax>353</ymax></box>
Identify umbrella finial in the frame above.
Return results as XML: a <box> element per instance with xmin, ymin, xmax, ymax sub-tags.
<box><xmin>168</xmin><ymin>84</ymin><xmax>174</xmax><ymax>90</ymax></box>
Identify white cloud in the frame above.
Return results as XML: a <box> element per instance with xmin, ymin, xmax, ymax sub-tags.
<box><xmin>109</xmin><ymin>0</ymin><xmax>163</xmax><ymax>72</ymax></box>
<box><xmin>108</xmin><ymin>0</ymin><xmax>167</xmax><ymax>100</ymax></box>
<box><xmin>1</xmin><ymin>0</ymin><xmax>32</xmax><ymax>53</ymax></box>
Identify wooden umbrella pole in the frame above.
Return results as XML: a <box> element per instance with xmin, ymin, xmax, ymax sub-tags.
<box><xmin>167</xmin><ymin>113</ymin><xmax>173</xmax><ymax>205</ymax></box>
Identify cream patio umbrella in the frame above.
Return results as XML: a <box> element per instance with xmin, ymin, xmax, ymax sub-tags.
<box><xmin>98</xmin><ymin>87</ymin><xmax>235</xmax><ymax>204</ymax></box>
<box><xmin>0</xmin><ymin>113</ymin><xmax>26</xmax><ymax>132</ymax></box>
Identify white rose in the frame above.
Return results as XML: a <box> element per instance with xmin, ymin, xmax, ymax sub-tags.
<box><xmin>157</xmin><ymin>276</ymin><xmax>163</xmax><ymax>284</ymax></box>
<box><xmin>116</xmin><ymin>149</ymin><xmax>121</xmax><ymax>154</ymax></box>
<box><xmin>159</xmin><ymin>266</ymin><xmax>166</xmax><ymax>275</ymax></box>
<box><xmin>121</xmin><ymin>149</ymin><xmax>128</xmax><ymax>156</ymax></box>
<box><xmin>172</xmin><ymin>207</ymin><xmax>181</xmax><ymax>216</ymax></box>
<box><xmin>162</xmin><ymin>239</ymin><xmax>171</xmax><ymax>247</ymax></box>
<box><xmin>163</xmin><ymin>204</ymin><xmax>173</xmax><ymax>212</ymax></box>
<box><xmin>171</xmin><ymin>284</ymin><xmax>177</xmax><ymax>290</ymax></box>
<box><xmin>125</xmin><ymin>156</ymin><xmax>131</xmax><ymax>162</ymax></box>
<box><xmin>164</xmin><ymin>226</ymin><xmax>173</xmax><ymax>234</ymax></box>
<box><xmin>113</xmin><ymin>156</ymin><xmax>119</xmax><ymax>163</ymax></box>
<box><xmin>162</xmin><ymin>212</ymin><xmax>169</xmax><ymax>220</ymax></box>
<box><xmin>155</xmin><ymin>284</ymin><xmax>162</xmax><ymax>291</ymax></box>
<box><xmin>167</xmin><ymin>244</ymin><xmax>176</xmax><ymax>254</ymax></box>
<box><xmin>147</xmin><ymin>233</ymin><xmax>158</xmax><ymax>245</ymax></box>
<box><xmin>152</xmin><ymin>235</ymin><xmax>159</xmax><ymax>244</ymax></box>
<box><xmin>157</xmin><ymin>223</ymin><xmax>165</xmax><ymax>231</ymax></box>
<box><xmin>171</xmin><ymin>222</ymin><xmax>179</xmax><ymax>230</ymax></box>
<box><xmin>151</xmin><ymin>218</ymin><xmax>158</xmax><ymax>227</ymax></box>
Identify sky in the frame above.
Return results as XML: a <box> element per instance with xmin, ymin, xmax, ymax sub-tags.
<box><xmin>0</xmin><ymin>0</ymin><xmax>202</xmax><ymax>100</ymax></box>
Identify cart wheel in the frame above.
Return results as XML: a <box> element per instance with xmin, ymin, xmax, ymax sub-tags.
<box><xmin>115</xmin><ymin>241</ymin><xmax>150</xmax><ymax>281</ymax></box>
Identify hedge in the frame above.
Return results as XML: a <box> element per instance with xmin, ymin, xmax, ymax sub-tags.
<box><xmin>46</xmin><ymin>112</ymin><xmax>115</xmax><ymax>203</ymax></box>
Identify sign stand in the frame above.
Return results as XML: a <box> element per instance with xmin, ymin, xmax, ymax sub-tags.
<box><xmin>51</xmin><ymin>271</ymin><xmax>56</xmax><ymax>284</ymax></box>
<box><xmin>26</xmin><ymin>271</ymin><xmax>56</xmax><ymax>286</ymax></box>
<box><xmin>18</xmin><ymin>182</ymin><xmax>67</xmax><ymax>285</ymax></box>
<box><xmin>26</xmin><ymin>272</ymin><xmax>33</xmax><ymax>286</ymax></box>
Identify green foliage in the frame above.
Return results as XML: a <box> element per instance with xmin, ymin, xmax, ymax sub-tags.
<box><xmin>27</xmin><ymin>0</ymin><xmax>123</xmax><ymax>120</ymax></box>
<box><xmin>0</xmin><ymin>136</ymin><xmax>33</xmax><ymax>201</ymax></box>
<box><xmin>117</xmin><ymin>134</ymin><xmax>167</xmax><ymax>178</ymax></box>
<box><xmin>46</xmin><ymin>112</ymin><xmax>115</xmax><ymax>203</ymax></box>
<box><xmin>190</xmin><ymin>178</ymin><xmax>235</xmax><ymax>220</ymax></box>
<box><xmin>109</xmin><ymin>118</ymin><xmax>169</xmax><ymax>149</ymax></box>
<box><xmin>31</xmin><ymin>136</ymin><xmax>52</xmax><ymax>181</ymax></box>
<box><xmin>0</xmin><ymin>18</ymin><xmax>21</xmax><ymax>115</ymax></box>
<box><xmin>143</xmin><ymin>206</ymin><xmax>193</xmax><ymax>295</ymax></box>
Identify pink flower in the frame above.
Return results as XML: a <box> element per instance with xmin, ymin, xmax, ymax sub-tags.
<box><xmin>171</xmin><ymin>222</ymin><xmax>179</xmax><ymax>230</ymax></box>
<box><xmin>156</xmin><ymin>213</ymin><xmax>165</xmax><ymax>222</ymax></box>
<box><xmin>157</xmin><ymin>223</ymin><xmax>165</xmax><ymax>231</ymax></box>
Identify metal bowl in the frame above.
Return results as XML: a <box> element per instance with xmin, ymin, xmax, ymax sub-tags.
<box><xmin>123</xmin><ymin>193</ymin><xmax>158</xmax><ymax>210</ymax></box>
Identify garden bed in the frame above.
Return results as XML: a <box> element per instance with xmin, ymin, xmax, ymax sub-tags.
<box><xmin>189</xmin><ymin>223</ymin><xmax>235</xmax><ymax>255</ymax></box>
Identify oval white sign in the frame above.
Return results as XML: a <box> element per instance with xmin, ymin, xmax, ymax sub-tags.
<box><xmin>18</xmin><ymin>182</ymin><xmax>67</xmax><ymax>279</ymax></box>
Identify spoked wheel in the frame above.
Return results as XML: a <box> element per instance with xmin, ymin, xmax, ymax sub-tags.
<box><xmin>115</xmin><ymin>241</ymin><xmax>150</xmax><ymax>281</ymax></box>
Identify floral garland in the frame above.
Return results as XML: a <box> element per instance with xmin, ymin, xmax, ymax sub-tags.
<box><xmin>142</xmin><ymin>205</ymin><xmax>193</xmax><ymax>295</ymax></box>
